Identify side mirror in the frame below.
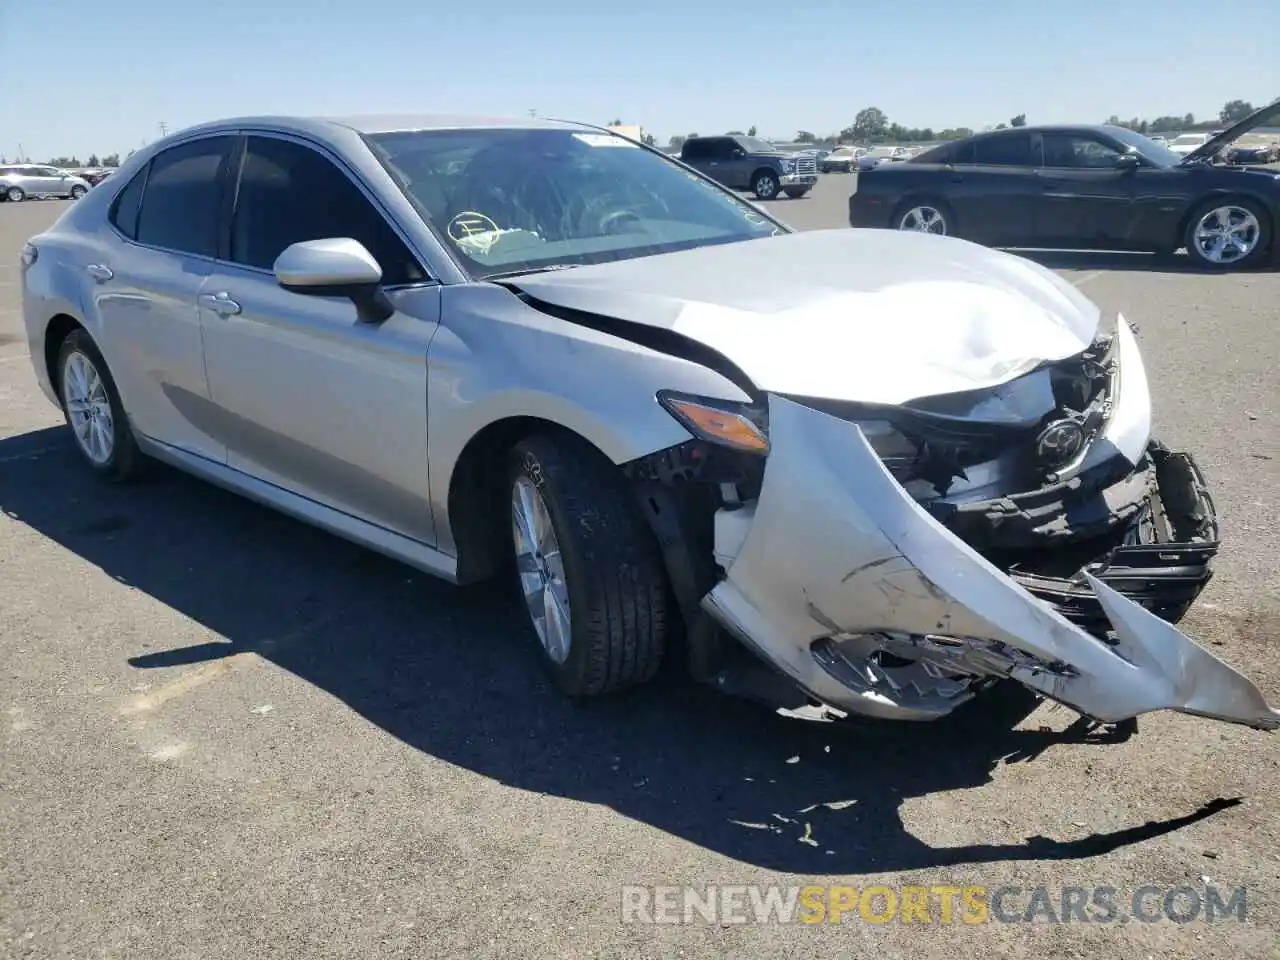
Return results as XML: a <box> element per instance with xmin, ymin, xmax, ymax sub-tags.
<box><xmin>1115</xmin><ymin>153</ymin><xmax>1141</xmax><ymax>171</ymax></box>
<box><xmin>273</xmin><ymin>238</ymin><xmax>394</xmax><ymax>324</ymax></box>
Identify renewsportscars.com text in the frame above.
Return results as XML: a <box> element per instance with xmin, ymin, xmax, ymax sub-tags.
<box><xmin>620</xmin><ymin>883</ymin><xmax>1247</xmax><ymax>925</ymax></box>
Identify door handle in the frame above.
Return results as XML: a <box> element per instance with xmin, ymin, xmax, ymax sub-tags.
<box><xmin>85</xmin><ymin>263</ymin><xmax>113</xmax><ymax>282</ymax></box>
<box><xmin>199</xmin><ymin>292</ymin><xmax>241</xmax><ymax>317</ymax></box>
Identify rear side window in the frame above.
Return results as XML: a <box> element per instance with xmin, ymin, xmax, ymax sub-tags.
<box><xmin>973</xmin><ymin>133</ymin><xmax>1033</xmax><ymax>166</ymax></box>
<box><xmin>228</xmin><ymin>135</ymin><xmax>425</xmax><ymax>285</ymax></box>
<box><xmin>135</xmin><ymin>136</ymin><xmax>233</xmax><ymax>257</ymax></box>
<box><xmin>109</xmin><ymin>167</ymin><xmax>147</xmax><ymax>239</ymax></box>
<box><xmin>682</xmin><ymin>139</ymin><xmax>708</xmax><ymax>160</ymax></box>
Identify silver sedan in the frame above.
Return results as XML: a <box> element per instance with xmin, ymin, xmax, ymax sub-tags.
<box><xmin>19</xmin><ymin>115</ymin><xmax>1279</xmax><ymax>737</ymax></box>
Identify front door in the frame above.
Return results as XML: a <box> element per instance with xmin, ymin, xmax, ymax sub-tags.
<box><xmin>198</xmin><ymin>133</ymin><xmax>442</xmax><ymax>544</ymax></box>
<box><xmin>1033</xmin><ymin>132</ymin><xmax>1136</xmax><ymax>247</ymax></box>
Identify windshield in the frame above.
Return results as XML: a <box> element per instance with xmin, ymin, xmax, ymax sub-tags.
<box><xmin>368</xmin><ymin>127</ymin><xmax>787</xmax><ymax>280</ymax></box>
<box><xmin>736</xmin><ymin>136</ymin><xmax>778</xmax><ymax>154</ymax></box>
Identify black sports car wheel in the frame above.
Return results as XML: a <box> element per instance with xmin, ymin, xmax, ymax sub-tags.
<box><xmin>1183</xmin><ymin>197</ymin><xmax>1271</xmax><ymax>270</ymax></box>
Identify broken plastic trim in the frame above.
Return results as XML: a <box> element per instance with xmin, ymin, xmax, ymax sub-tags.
<box><xmin>702</xmin><ymin>395</ymin><xmax>1279</xmax><ymax>730</ymax></box>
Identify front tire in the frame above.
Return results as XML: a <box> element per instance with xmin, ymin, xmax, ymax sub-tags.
<box><xmin>508</xmin><ymin>433</ymin><xmax>669</xmax><ymax>697</ymax></box>
<box><xmin>751</xmin><ymin>170</ymin><xmax>780</xmax><ymax>200</ymax></box>
<box><xmin>70</xmin><ymin>184</ymin><xmax>87</xmax><ymax>199</ymax></box>
<box><xmin>5</xmin><ymin>185</ymin><xmax>25</xmax><ymax>202</ymax></box>
<box><xmin>783</xmin><ymin>187</ymin><xmax>809</xmax><ymax>199</ymax></box>
<box><xmin>1183</xmin><ymin>197</ymin><xmax>1271</xmax><ymax>270</ymax></box>
<box><xmin>55</xmin><ymin>329</ymin><xmax>144</xmax><ymax>482</ymax></box>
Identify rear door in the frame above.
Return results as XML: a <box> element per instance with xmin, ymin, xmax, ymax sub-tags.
<box><xmin>90</xmin><ymin>136</ymin><xmax>235</xmax><ymax>463</ymax></box>
<box><xmin>1033</xmin><ymin>132</ymin><xmax>1135</xmax><ymax>246</ymax></box>
<box><xmin>198</xmin><ymin>132</ymin><xmax>442</xmax><ymax>543</ymax></box>
<box><xmin>945</xmin><ymin>132</ymin><xmax>1038</xmax><ymax>245</ymax></box>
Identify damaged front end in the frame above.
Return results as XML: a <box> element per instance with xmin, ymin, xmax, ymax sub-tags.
<box><xmin>630</xmin><ymin>317</ymin><xmax>1279</xmax><ymax>731</ymax></box>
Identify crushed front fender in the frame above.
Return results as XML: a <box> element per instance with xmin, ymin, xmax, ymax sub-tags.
<box><xmin>703</xmin><ymin>395</ymin><xmax>1279</xmax><ymax>730</ymax></box>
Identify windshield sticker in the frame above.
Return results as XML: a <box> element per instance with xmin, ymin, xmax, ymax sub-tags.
<box><xmin>447</xmin><ymin>211</ymin><xmax>503</xmax><ymax>255</ymax></box>
<box><xmin>573</xmin><ymin>133</ymin><xmax>638</xmax><ymax>148</ymax></box>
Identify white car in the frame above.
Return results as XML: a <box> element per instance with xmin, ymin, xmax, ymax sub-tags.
<box><xmin>19</xmin><ymin>113</ymin><xmax>1279</xmax><ymax>733</ymax></box>
<box><xmin>0</xmin><ymin>164</ymin><xmax>91</xmax><ymax>202</ymax></box>
<box><xmin>1167</xmin><ymin>133</ymin><xmax>1212</xmax><ymax>156</ymax></box>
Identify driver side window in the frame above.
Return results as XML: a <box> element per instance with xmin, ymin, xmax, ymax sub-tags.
<box><xmin>1041</xmin><ymin>134</ymin><xmax>1123</xmax><ymax>169</ymax></box>
<box><xmin>229</xmin><ymin>136</ymin><xmax>427</xmax><ymax>285</ymax></box>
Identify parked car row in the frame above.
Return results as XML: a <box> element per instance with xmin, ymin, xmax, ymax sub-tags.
<box><xmin>847</xmin><ymin>99</ymin><xmax>1280</xmax><ymax>270</ymax></box>
<box><xmin>18</xmin><ymin>112</ymin><xmax>1278</xmax><ymax>739</ymax></box>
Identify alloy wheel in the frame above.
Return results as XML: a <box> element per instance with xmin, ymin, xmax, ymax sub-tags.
<box><xmin>62</xmin><ymin>351</ymin><xmax>115</xmax><ymax>464</ymax></box>
<box><xmin>1193</xmin><ymin>205</ymin><xmax>1260</xmax><ymax>264</ymax></box>
<box><xmin>511</xmin><ymin>476</ymin><xmax>572</xmax><ymax>664</ymax></box>
<box><xmin>899</xmin><ymin>205</ymin><xmax>947</xmax><ymax>235</ymax></box>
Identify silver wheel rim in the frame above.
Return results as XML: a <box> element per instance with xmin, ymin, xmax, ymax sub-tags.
<box><xmin>1193</xmin><ymin>205</ymin><xmax>1260</xmax><ymax>264</ymax></box>
<box><xmin>6</xmin><ymin>187</ymin><xmax>21</xmax><ymax>201</ymax></box>
<box><xmin>512</xmin><ymin>476</ymin><xmax>572</xmax><ymax>664</ymax></box>
<box><xmin>900</xmin><ymin>206</ymin><xmax>947</xmax><ymax>234</ymax></box>
<box><xmin>756</xmin><ymin>176</ymin><xmax>776</xmax><ymax>199</ymax></box>
<box><xmin>62</xmin><ymin>351</ymin><xmax>115</xmax><ymax>465</ymax></box>
<box><xmin>72</xmin><ymin>186</ymin><xmax>85</xmax><ymax>198</ymax></box>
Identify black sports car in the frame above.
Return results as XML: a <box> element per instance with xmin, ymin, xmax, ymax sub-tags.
<box><xmin>848</xmin><ymin>99</ymin><xmax>1280</xmax><ymax>270</ymax></box>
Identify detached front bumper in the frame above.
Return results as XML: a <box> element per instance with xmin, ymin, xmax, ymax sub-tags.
<box><xmin>703</xmin><ymin>395</ymin><xmax>1279</xmax><ymax>731</ymax></box>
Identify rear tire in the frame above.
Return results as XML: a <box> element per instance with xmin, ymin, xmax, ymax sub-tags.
<box><xmin>508</xmin><ymin>432</ymin><xmax>669</xmax><ymax>697</ymax></box>
<box><xmin>5</xmin><ymin>185</ymin><xmax>25</xmax><ymax>202</ymax></box>
<box><xmin>1182</xmin><ymin>196</ymin><xmax>1271</xmax><ymax>270</ymax></box>
<box><xmin>891</xmin><ymin>197</ymin><xmax>956</xmax><ymax>237</ymax></box>
<box><xmin>751</xmin><ymin>170</ymin><xmax>780</xmax><ymax>200</ymax></box>
<box><xmin>55</xmin><ymin>329</ymin><xmax>144</xmax><ymax>482</ymax></box>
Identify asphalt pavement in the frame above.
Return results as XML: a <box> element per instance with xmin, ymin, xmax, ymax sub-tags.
<box><xmin>2</xmin><ymin>183</ymin><xmax>1278</xmax><ymax>960</ymax></box>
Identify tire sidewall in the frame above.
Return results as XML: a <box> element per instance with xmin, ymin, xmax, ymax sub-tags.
<box><xmin>5</xmin><ymin>186</ymin><xmax>24</xmax><ymax>202</ymax></box>
<box><xmin>1184</xmin><ymin>196</ymin><xmax>1271</xmax><ymax>270</ymax></box>
<box><xmin>56</xmin><ymin>331</ymin><xmax>137</xmax><ymax>479</ymax></box>
<box><xmin>70</xmin><ymin>185</ymin><xmax>86</xmax><ymax>199</ymax></box>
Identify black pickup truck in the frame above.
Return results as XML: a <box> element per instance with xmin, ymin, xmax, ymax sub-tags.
<box><xmin>679</xmin><ymin>135</ymin><xmax>817</xmax><ymax>200</ymax></box>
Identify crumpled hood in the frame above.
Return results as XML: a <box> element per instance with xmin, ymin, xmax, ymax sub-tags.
<box><xmin>508</xmin><ymin>229</ymin><xmax>1103</xmax><ymax>405</ymax></box>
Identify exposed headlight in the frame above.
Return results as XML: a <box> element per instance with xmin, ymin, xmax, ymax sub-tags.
<box><xmin>780</xmin><ymin>158</ymin><xmax>796</xmax><ymax>172</ymax></box>
<box><xmin>658</xmin><ymin>391</ymin><xmax>769</xmax><ymax>455</ymax></box>
<box><xmin>20</xmin><ymin>242</ymin><xmax>37</xmax><ymax>267</ymax></box>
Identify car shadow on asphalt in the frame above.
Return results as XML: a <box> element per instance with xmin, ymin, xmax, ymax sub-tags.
<box><xmin>0</xmin><ymin>426</ymin><xmax>1242</xmax><ymax>875</ymax></box>
<box><xmin>1014</xmin><ymin>249</ymin><xmax>1277</xmax><ymax>274</ymax></box>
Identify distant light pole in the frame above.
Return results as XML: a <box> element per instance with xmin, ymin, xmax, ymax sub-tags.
<box><xmin>158</xmin><ymin>121</ymin><xmax>169</xmax><ymax>137</ymax></box>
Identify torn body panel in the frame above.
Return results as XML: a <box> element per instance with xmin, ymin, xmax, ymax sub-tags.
<box><xmin>703</xmin><ymin>395</ymin><xmax>1279</xmax><ymax>730</ymax></box>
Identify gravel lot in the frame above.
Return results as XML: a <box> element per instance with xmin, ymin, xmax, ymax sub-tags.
<box><xmin>2</xmin><ymin>183</ymin><xmax>1278</xmax><ymax>960</ymax></box>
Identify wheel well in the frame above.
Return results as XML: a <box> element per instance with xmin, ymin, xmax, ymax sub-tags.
<box><xmin>750</xmin><ymin>167</ymin><xmax>778</xmax><ymax>185</ymax></box>
<box><xmin>447</xmin><ymin>416</ymin><xmax>617</xmax><ymax>584</ymax></box>
<box><xmin>1175</xmin><ymin>192</ymin><xmax>1275</xmax><ymax>252</ymax></box>
<box><xmin>43</xmin><ymin>314</ymin><xmax>84</xmax><ymax>394</ymax></box>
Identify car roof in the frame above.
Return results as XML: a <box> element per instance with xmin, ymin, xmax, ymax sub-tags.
<box><xmin>161</xmin><ymin>113</ymin><xmax>593</xmax><ymax>142</ymax></box>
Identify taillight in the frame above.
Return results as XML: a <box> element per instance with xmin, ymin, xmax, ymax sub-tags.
<box><xmin>20</xmin><ymin>242</ymin><xmax>38</xmax><ymax>267</ymax></box>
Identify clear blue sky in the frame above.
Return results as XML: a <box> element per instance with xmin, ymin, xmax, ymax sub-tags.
<box><xmin>3</xmin><ymin>0</ymin><xmax>1277</xmax><ymax>159</ymax></box>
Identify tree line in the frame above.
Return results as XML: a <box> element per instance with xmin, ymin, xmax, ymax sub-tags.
<box><xmin>664</xmin><ymin>98</ymin><xmax>1269</xmax><ymax>149</ymax></box>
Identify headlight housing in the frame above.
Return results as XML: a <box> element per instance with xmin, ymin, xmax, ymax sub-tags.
<box><xmin>780</xmin><ymin>158</ymin><xmax>796</xmax><ymax>173</ymax></box>
<box><xmin>658</xmin><ymin>391</ymin><xmax>769</xmax><ymax>455</ymax></box>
